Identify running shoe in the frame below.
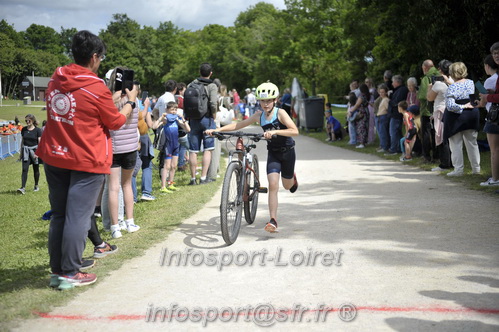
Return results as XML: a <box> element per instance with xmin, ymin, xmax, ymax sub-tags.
<box><xmin>112</xmin><ymin>229</ymin><xmax>122</xmax><ymax>239</ymax></box>
<box><xmin>480</xmin><ymin>177</ymin><xmax>499</xmax><ymax>186</ymax></box>
<box><xmin>93</xmin><ymin>242</ymin><xmax>118</xmax><ymax>258</ymax></box>
<box><xmin>140</xmin><ymin>193</ymin><xmax>156</xmax><ymax>201</ymax></box>
<box><xmin>167</xmin><ymin>184</ymin><xmax>179</xmax><ymax>191</ymax></box>
<box><xmin>264</xmin><ymin>218</ymin><xmax>278</xmax><ymax>233</ymax></box>
<box><xmin>126</xmin><ymin>223</ymin><xmax>140</xmax><ymax>233</ymax></box>
<box><xmin>17</xmin><ymin>188</ymin><xmax>25</xmax><ymax>195</ymax></box>
<box><xmin>49</xmin><ymin>273</ymin><xmax>61</xmax><ymax>288</ymax></box>
<box><xmin>160</xmin><ymin>187</ymin><xmax>173</xmax><ymax>193</ymax></box>
<box><xmin>33</xmin><ymin>185</ymin><xmax>39</xmax><ymax>192</ymax></box>
<box><xmin>58</xmin><ymin>272</ymin><xmax>97</xmax><ymax>289</ymax></box>
<box><xmin>80</xmin><ymin>259</ymin><xmax>95</xmax><ymax>270</ymax></box>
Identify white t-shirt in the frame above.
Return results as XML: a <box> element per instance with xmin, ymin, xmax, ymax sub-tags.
<box><xmin>484</xmin><ymin>73</ymin><xmax>498</xmax><ymax>111</ymax></box>
<box><xmin>432</xmin><ymin>81</ymin><xmax>448</xmax><ymax>112</ymax></box>
<box><xmin>155</xmin><ymin>92</ymin><xmax>175</xmax><ymax>117</ymax></box>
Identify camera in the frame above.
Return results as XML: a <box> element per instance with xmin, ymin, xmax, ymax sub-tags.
<box><xmin>431</xmin><ymin>75</ymin><xmax>444</xmax><ymax>85</ymax></box>
<box><xmin>114</xmin><ymin>68</ymin><xmax>134</xmax><ymax>93</ymax></box>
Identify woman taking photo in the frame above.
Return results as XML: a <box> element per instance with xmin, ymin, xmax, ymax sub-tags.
<box><xmin>444</xmin><ymin>62</ymin><xmax>480</xmax><ymax>176</ymax></box>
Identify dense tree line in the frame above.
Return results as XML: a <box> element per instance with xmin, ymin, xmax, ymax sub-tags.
<box><xmin>1</xmin><ymin>0</ymin><xmax>498</xmax><ymax>103</ymax></box>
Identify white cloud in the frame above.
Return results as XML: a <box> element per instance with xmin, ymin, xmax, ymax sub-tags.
<box><xmin>0</xmin><ymin>0</ymin><xmax>286</xmax><ymax>33</ymax></box>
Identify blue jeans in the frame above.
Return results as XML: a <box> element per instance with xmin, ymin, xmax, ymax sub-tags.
<box><xmin>131</xmin><ymin>151</ymin><xmax>142</xmax><ymax>202</ymax></box>
<box><xmin>178</xmin><ymin>135</ymin><xmax>189</xmax><ymax>167</ymax></box>
<box><xmin>400</xmin><ymin>137</ymin><xmax>406</xmax><ymax>155</ymax></box>
<box><xmin>140</xmin><ymin>154</ymin><xmax>153</xmax><ymax>195</ymax></box>
<box><xmin>389</xmin><ymin>117</ymin><xmax>402</xmax><ymax>153</ymax></box>
<box><xmin>348</xmin><ymin>120</ymin><xmax>357</xmax><ymax>144</ymax></box>
<box><xmin>377</xmin><ymin>114</ymin><xmax>390</xmax><ymax>151</ymax></box>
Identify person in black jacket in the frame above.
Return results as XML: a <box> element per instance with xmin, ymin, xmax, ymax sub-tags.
<box><xmin>385</xmin><ymin>75</ymin><xmax>409</xmax><ymax>155</ymax></box>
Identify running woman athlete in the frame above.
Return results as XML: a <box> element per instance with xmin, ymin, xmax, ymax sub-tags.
<box><xmin>206</xmin><ymin>82</ymin><xmax>298</xmax><ymax>233</ymax></box>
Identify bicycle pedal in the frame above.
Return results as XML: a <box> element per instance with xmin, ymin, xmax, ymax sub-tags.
<box><xmin>258</xmin><ymin>187</ymin><xmax>268</xmax><ymax>193</ymax></box>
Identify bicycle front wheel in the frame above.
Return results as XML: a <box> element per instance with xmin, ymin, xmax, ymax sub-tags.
<box><xmin>244</xmin><ymin>153</ymin><xmax>259</xmax><ymax>224</ymax></box>
<box><xmin>220</xmin><ymin>162</ymin><xmax>243</xmax><ymax>245</ymax></box>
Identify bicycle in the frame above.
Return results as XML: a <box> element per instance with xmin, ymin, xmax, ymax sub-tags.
<box><xmin>212</xmin><ymin>131</ymin><xmax>268</xmax><ymax>245</ymax></box>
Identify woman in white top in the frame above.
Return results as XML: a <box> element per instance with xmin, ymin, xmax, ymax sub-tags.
<box><xmin>427</xmin><ymin>59</ymin><xmax>454</xmax><ymax>171</ymax></box>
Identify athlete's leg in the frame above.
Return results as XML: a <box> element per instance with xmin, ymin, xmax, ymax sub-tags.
<box><xmin>267</xmin><ymin>172</ymin><xmax>280</xmax><ymax>220</ymax></box>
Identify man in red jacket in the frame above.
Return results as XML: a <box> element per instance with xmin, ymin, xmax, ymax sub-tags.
<box><xmin>36</xmin><ymin>30</ymin><xmax>137</xmax><ymax>289</ymax></box>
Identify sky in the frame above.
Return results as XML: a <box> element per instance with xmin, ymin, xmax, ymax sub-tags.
<box><xmin>0</xmin><ymin>0</ymin><xmax>287</xmax><ymax>33</ymax></box>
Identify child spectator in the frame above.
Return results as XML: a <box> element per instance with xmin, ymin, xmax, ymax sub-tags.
<box><xmin>153</xmin><ymin>101</ymin><xmax>190</xmax><ymax>193</ymax></box>
<box><xmin>398</xmin><ymin>102</ymin><xmax>418</xmax><ymax>161</ymax></box>
<box><xmin>324</xmin><ymin>104</ymin><xmax>343</xmax><ymax>141</ymax></box>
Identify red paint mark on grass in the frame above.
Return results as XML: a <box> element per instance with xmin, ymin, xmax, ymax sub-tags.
<box><xmin>33</xmin><ymin>306</ymin><xmax>499</xmax><ymax>321</ymax></box>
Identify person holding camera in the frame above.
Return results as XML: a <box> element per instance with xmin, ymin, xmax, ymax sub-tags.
<box><xmin>36</xmin><ymin>30</ymin><xmax>137</xmax><ymax>288</ymax></box>
<box><xmin>444</xmin><ymin>62</ymin><xmax>480</xmax><ymax>177</ymax></box>
<box><xmin>479</xmin><ymin>42</ymin><xmax>499</xmax><ymax>187</ymax></box>
<box><xmin>105</xmin><ymin>67</ymin><xmax>141</xmax><ymax>239</ymax></box>
<box><xmin>427</xmin><ymin>59</ymin><xmax>454</xmax><ymax>172</ymax></box>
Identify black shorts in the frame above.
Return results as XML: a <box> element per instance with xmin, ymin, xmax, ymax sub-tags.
<box><xmin>112</xmin><ymin>151</ymin><xmax>137</xmax><ymax>170</ymax></box>
<box><xmin>405</xmin><ymin>128</ymin><xmax>417</xmax><ymax>141</ymax></box>
<box><xmin>266</xmin><ymin>147</ymin><xmax>296</xmax><ymax>179</ymax></box>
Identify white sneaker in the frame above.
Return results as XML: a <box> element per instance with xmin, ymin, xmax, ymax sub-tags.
<box><xmin>447</xmin><ymin>170</ymin><xmax>463</xmax><ymax>177</ymax></box>
<box><xmin>127</xmin><ymin>223</ymin><xmax>140</xmax><ymax>233</ymax></box>
<box><xmin>111</xmin><ymin>229</ymin><xmax>122</xmax><ymax>239</ymax></box>
<box><xmin>480</xmin><ymin>177</ymin><xmax>499</xmax><ymax>186</ymax></box>
<box><xmin>431</xmin><ymin>167</ymin><xmax>444</xmax><ymax>172</ymax></box>
<box><xmin>119</xmin><ymin>220</ymin><xmax>127</xmax><ymax>230</ymax></box>
<box><xmin>355</xmin><ymin>144</ymin><xmax>365</xmax><ymax>148</ymax></box>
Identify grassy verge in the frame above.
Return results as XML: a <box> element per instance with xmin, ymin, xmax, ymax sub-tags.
<box><xmin>0</xmin><ymin>117</ymin><xmax>224</xmax><ymax>329</ymax></box>
<box><xmin>303</xmin><ymin>107</ymin><xmax>496</xmax><ymax>194</ymax></box>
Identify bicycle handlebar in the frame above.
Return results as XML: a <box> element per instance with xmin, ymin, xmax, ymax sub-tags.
<box><xmin>211</xmin><ymin>131</ymin><xmax>266</xmax><ymax>142</ymax></box>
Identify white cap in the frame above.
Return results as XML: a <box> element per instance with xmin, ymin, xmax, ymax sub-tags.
<box><xmin>105</xmin><ymin>69</ymin><xmax>114</xmax><ymax>80</ymax></box>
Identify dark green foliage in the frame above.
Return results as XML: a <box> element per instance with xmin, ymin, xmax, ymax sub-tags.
<box><xmin>1</xmin><ymin>1</ymin><xmax>498</xmax><ymax>101</ymax></box>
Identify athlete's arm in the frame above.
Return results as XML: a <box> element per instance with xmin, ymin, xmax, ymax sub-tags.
<box><xmin>273</xmin><ymin>108</ymin><xmax>299</xmax><ymax>137</ymax></box>
<box><xmin>205</xmin><ymin>111</ymin><xmax>261</xmax><ymax>136</ymax></box>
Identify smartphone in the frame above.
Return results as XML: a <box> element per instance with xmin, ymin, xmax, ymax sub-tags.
<box><xmin>141</xmin><ymin>91</ymin><xmax>149</xmax><ymax>103</ymax></box>
<box><xmin>431</xmin><ymin>75</ymin><xmax>444</xmax><ymax>85</ymax></box>
<box><xmin>121</xmin><ymin>70</ymin><xmax>134</xmax><ymax>93</ymax></box>
<box><xmin>475</xmin><ymin>81</ymin><xmax>488</xmax><ymax>94</ymax></box>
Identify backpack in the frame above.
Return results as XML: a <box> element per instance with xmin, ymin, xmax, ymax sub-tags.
<box><xmin>153</xmin><ymin>125</ymin><xmax>165</xmax><ymax>151</ymax></box>
<box><xmin>184</xmin><ymin>80</ymin><xmax>209</xmax><ymax>119</ymax></box>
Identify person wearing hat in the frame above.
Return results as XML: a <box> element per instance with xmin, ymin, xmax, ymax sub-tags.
<box><xmin>206</xmin><ymin>82</ymin><xmax>299</xmax><ymax>233</ymax></box>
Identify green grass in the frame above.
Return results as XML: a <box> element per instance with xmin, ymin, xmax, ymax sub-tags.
<box><xmin>304</xmin><ymin>107</ymin><xmax>496</xmax><ymax>194</ymax></box>
<box><xmin>0</xmin><ymin>104</ymin><xmax>224</xmax><ymax>330</ymax></box>
<box><xmin>0</xmin><ymin>102</ymin><xmax>47</xmax><ymax>124</ymax></box>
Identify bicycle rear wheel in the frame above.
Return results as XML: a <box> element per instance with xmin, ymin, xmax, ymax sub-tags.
<box><xmin>244</xmin><ymin>154</ymin><xmax>259</xmax><ymax>224</ymax></box>
<box><xmin>220</xmin><ymin>162</ymin><xmax>243</xmax><ymax>245</ymax></box>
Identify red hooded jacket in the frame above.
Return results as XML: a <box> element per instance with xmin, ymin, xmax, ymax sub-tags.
<box><xmin>36</xmin><ymin>64</ymin><xmax>126</xmax><ymax>174</ymax></box>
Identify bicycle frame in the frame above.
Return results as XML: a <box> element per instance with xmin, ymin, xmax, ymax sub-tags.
<box><xmin>227</xmin><ymin>137</ymin><xmax>260</xmax><ymax>204</ymax></box>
